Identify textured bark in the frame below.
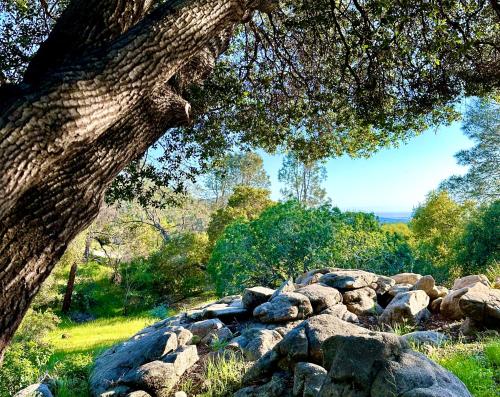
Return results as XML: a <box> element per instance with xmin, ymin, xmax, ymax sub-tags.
<box><xmin>0</xmin><ymin>0</ymin><xmax>276</xmax><ymax>361</ymax></box>
<box><xmin>62</xmin><ymin>262</ymin><xmax>78</xmax><ymax>313</ymax></box>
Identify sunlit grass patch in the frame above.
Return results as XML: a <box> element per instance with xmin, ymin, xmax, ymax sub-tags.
<box><xmin>46</xmin><ymin>316</ymin><xmax>158</xmax><ymax>366</ymax></box>
<box><xmin>424</xmin><ymin>336</ymin><xmax>499</xmax><ymax>397</ymax></box>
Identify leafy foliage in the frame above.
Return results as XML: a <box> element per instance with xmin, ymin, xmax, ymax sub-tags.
<box><xmin>208</xmin><ymin>201</ymin><xmax>414</xmax><ymax>295</ymax></box>
<box><xmin>129</xmin><ymin>232</ymin><xmax>210</xmax><ymax>303</ymax></box>
<box><xmin>278</xmin><ymin>153</ymin><xmax>328</xmax><ymax>206</ymax></box>
<box><xmin>440</xmin><ymin>98</ymin><xmax>500</xmax><ymax>203</ymax></box>
<box><xmin>203</xmin><ymin>152</ymin><xmax>271</xmax><ymax>205</ymax></box>
<box><xmin>455</xmin><ymin>200</ymin><xmax>500</xmax><ymax>275</ymax></box>
<box><xmin>409</xmin><ymin>190</ymin><xmax>473</xmax><ymax>282</ymax></box>
<box><xmin>207</xmin><ymin>185</ymin><xmax>274</xmax><ymax>246</ymax></box>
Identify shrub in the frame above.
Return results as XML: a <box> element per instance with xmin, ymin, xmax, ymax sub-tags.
<box><xmin>129</xmin><ymin>232</ymin><xmax>210</xmax><ymax>303</ymax></box>
<box><xmin>208</xmin><ymin>201</ymin><xmax>415</xmax><ymax>295</ymax></box>
<box><xmin>0</xmin><ymin>341</ymin><xmax>53</xmax><ymax>397</ymax></box>
<box><xmin>52</xmin><ymin>353</ymin><xmax>93</xmax><ymax>396</ymax></box>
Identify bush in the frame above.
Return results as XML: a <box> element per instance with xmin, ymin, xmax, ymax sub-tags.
<box><xmin>208</xmin><ymin>201</ymin><xmax>414</xmax><ymax>295</ymax></box>
<box><xmin>0</xmin><ymin>309</ymin><xmax>60</xmax><ymax>396</ymax></box>
<box><xmin>0</xmin><ymin>341</ymin><xmax>53</xmax><ymax>397</ymax></box>
<box><xmin>52</xmin><ymin>353</ymin><xmax>93</xmax><ymax>396</ymax></box>
<box><xmin>129</xmin><ymin>232</ymin><xmax>210</xmax><ymax>303</ymax></box>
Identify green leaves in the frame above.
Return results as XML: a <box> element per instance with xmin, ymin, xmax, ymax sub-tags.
<box><xmin>208</xmin><ymin>201</ymin><xmax>414</xmax><ymax>295</ymax></box>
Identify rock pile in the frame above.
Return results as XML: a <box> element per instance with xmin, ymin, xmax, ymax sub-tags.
<box><xmin>84</xmin><ymin>268</ymin><xmax>499</xmax><ymax>397</ymax></box>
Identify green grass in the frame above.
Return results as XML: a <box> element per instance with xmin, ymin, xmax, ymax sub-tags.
<box><xmin>425</xmin><ymin>337</ymin><xmax>500</xmax><ymax>397</ymax></box>
<box><xmin>179</xmin><ymin>352</ymin><xmax>250</xmax><ymax>397</ymax></box>
<box><xmin>46</xmin><ymin>316</ymin><xmax>158</xmax><ymax>366</ymax></box>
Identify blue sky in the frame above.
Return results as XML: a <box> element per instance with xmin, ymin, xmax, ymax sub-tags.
<box><xmin>260</xmin><ymin>120</ymin><xmax>473</xmax><ymax>214</ymax></box>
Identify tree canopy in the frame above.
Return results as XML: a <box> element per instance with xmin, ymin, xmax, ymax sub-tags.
<box><xmin>2</xmin><ymin>0</ymin><xmax>499</xmax><ymax>198</ymax></box>
<box><xmin>440</xmin><ymin>98</ymin><xmax>500</xmax><ymax>203</ymax></box>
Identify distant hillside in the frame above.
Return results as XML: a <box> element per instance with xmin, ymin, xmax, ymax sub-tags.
<box><xmin>375</xmin><ymin>212</ymin><xmax>411</xmax><ymax>224</ymax></box>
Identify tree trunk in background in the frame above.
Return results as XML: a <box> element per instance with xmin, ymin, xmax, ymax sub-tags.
<box><xmin>62</xmin><ymin>262</ymin><xmax>78</xmax><ymax>314</ymax></box>
<box><xmin>0</xmin><ymin>0</ymin><xmax>275</xmax><ymax>361</ymax></box>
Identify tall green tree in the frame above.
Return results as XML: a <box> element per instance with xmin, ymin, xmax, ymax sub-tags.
<box><xmin>455</xmin><ymin>200</ymin><xmax>500</xmax><ymax>276</ymax></box>
<box><xmin>440</xmin><ymin>99</ymin><xmax>500</xmax><ymax>202</ymax></box>
<box><xmin>207</xmin><ymin>185</ymin><xmax>273</xmax><ymax>246</ymax></box>
<box><xmin>278</xmin><ymin>153</ymin><xmax>328</xmax><ymax>206</ymax></box>
<box><xmin>410</xmin><ymin>190</ymin><xmax>473</xmax><ymax>281</ymax></box>
<box><xmin>204</xmin><ymin>152</ymin><xmax>270</xmax><ymax>205</ymax></box>
<box><xmin>209</xmin><ymin>201</ymin><xmax>414</xmax><ymax>295</ymax></box>
<box><xmin>0</xmin><ymin>0</ymin><xmax>499</xmax><ymax>358</ymax></box>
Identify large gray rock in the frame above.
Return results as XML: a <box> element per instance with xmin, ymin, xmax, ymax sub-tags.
<box><xmin>296</xmin><ymin>283</ymin><xmax>342</xmax><ymax>313</ymax></box>
<box><xmin>319</xmin><ymin>270</ymin><xmax>378</xmax><ymax>290</ymax></box>
<box><xmin>459</xmin><ymin>286</ymin><xmax>500</xmax><ymax>327</ymax></box>
<box><xmin>253</xmin><ymin>292</ymin><xmax>313</xmax><ymax>323</ymax></box>
<box><xmin>90</xmin><ymin>327</ymin><xmax>179</xmax><ymax>396</ymax></box>
<box><xmin>243</xmin><ymin>315</ymin><xmax>369</xmax><ymax>384</ymax></box>
<box><xmin>320</xmin><ymin>332</ymin><xmax>407</xmax><ymax>396</ymax></box>
<box><xmin>121</xmin><ymin>346</ymin><xmax>198</xmax><ymax>397</ymax></box>
<box><xmin>371</xmin><ymin>350</ymin><xmax>472</xmax><ymax>397</ymax></box>
<box><xmin>242</xmin><ymin>287</ymin><xmax>275</xmax><ymax>310</ymax></box>
<box><xmin>14</xmin><ymin>384</ymin><xmax>53</xmax><ymax>397</ymax></box>
<box><xmin>293</xmin><ymin>362</ymin><xmax>327</xmax><ymax>397</ymax></box>
<box><xmin>441</xmin><ymin>282</ymin><xmax>490</xmax><ymax>320</ymax></box>
<box><xmin>343</xmin><ymin>287</ymin><xmax>378</xmax><ymax>316</ymax></box>
<box><xmin>391</xmin><ymin>272</ymin><xmax>422</xmax><ymax>285</ymax></box>
<box><xmin>452</xmin><ymin>274</ymin><xmax>491</xmax><ymax>290</ymax></box>
<box><xmin>241</xmin><ymin>329</ymin><xmax>283</xmax><ymax>361</ymax></box>
<box><xmin>379</xmin><ymin>290</ymin><xmax>430</xmax><ymax>325</ymax></box>
<box><xmin>319</xmin><ymin>333</ymin><xmax>471</xmax><ymax>397</ymax></box>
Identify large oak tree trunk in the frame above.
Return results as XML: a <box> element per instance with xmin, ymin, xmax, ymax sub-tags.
<box><xmin>0</xmin><ymin>0</ymin><xmax>273</xmax><ymax>361</ymax></box>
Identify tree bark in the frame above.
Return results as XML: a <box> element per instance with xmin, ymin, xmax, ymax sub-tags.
<box><xmin>61</xmin><ymin>262</ymin><xmax>78</xmax><ymax>313</ymax></box>
<box><xmin>0</xmin><ymin>0</ymin><xmax>275</xmax><ymax>361</ymax></box>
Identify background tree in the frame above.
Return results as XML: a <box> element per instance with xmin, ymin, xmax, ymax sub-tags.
<box><xmin>207</xmin><ymin>185</ymin><xmax>273</xmax><ymax>246</ymax></box>
<box><xmin>410</xmin><ymin>190</ymin><xmax>473</xmax><ymax>282</ymax></box>
<box><xmin>278</xmin><ymin>153</ymin><xmax>328</xmax><ymax>206</ymax></box>
<box><xmin>440</xmin><ymin>99</ymin><xmax>500</xmax><ymax>202</ymax></box>
<box><xmin>204</xmin><ymin>152</ymin><xmax>270</xmax><ymax>205</ymax></box>
<box><xmin>0</xmin><ymin>0</ymin><xmax>499</xmax><ymax>358</ymax></box>
<box><xmin>455</xmin><ymin>200</ymin><xmax>500</xmax><ymax>276</ymax></box>
<box><xmin>208</xmin><ymin>201</ymin><xmax>414</xmax><ymax>295</ymax></box>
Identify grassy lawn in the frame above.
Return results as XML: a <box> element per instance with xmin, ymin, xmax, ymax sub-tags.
<box><xmin>46</xmin><ymin>316</ymin><xmax>159</xmax><ymax>365</ymax></box>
